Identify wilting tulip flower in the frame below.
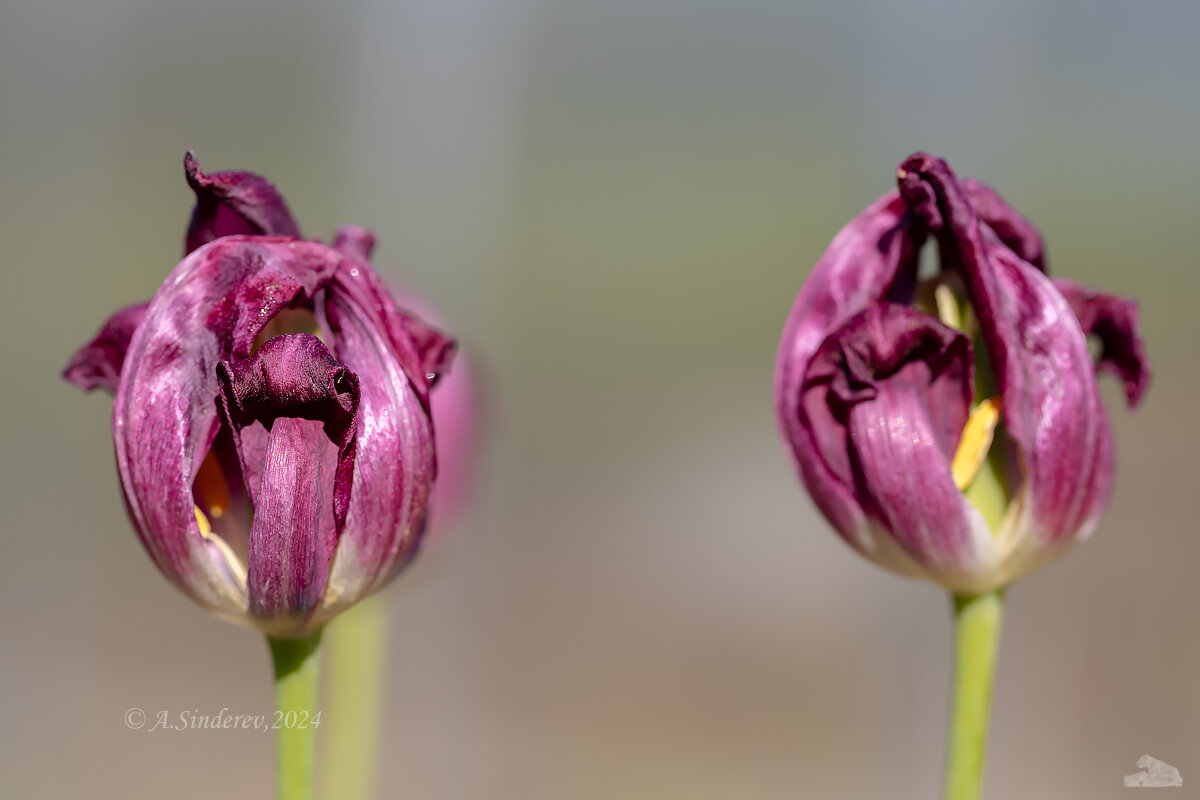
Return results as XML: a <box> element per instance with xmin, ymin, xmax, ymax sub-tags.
<box><xmin>64</xmin><ymin>154</ymin><xmax>455</xmax><ymax>638</ymax></box>
<box><xmin>775</xmin><ymin>153</ymin><xmax>1149</xmax><ymax>593</ymax></box>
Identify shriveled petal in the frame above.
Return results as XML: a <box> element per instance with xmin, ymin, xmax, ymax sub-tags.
<box><xmin>775</xmin><ymin>191</ymin><xmax>926</xmax><ymax>542</ymax></box>
<box><xmin>372</xmin><ymin>275</ymin><xmax>480</xmax><ymax>531</ymax></box>
<box><xmin>331</xmin><ymin>226</ymin><xmax>457</xmax><ymax>394</ymax></box>
<box><xmin>113</xmin><ymin>236</ymin><xmax>344</xmax><ymax>620</ymax></box>
<box><xmin>962</xmin><ymin>178</ymin><xmax>1047</xmax><ymax>272</ymax></box>
<box><xmin>803</xmin><ymin>303</ymin><xmax>993</xmax><ymax>583</ymax></box>
<box><xmin>184</xmin><ymin>152</ymin><xmax>301</xmax><ymax>254</ymax></box>
<box><xmin>63</xmin><ymin>302</ymin><xmax>148</xmax><ymax>393</ymax></box>
<box><xmin>217</xmin><ymin>334</ymin><xmax>359</xmax><ymax>625</ymax></box>
<box><xmin>898</xmin><ymin>154</ymin><xmax>1110</xmax><ymax>545</ymax></box>
<box><xmin>1053</xmin><ymin>278</ymin><xmax>1151</xmax><ymax>407</ymax></box>
<box><xmin>315</xmin><ymin>265</ymin><xmax>442</xmax><ymax>612</ymax></box>
<box><xmin>331</xmin><ymin>226</ymin><xmax>475</xmax><ymax>525</ymax></box>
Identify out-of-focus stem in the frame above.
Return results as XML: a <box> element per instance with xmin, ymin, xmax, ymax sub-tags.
<box><xmin>943</xmin><ymin>590</ymin><xmax>1004</xmax><ymax>800</ymax></box>
<box><xmin>321</xmin><ymin>595</ymin><xmax>387</xmax><ymax>800</ymax></box>
<box><xmin>268</xmin><ymin>628</ymin><xmax>324</xmax><ymax>800</ymax></box>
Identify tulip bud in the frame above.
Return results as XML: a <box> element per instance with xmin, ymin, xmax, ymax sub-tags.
<box><xmin>65</xmin><ymin>154</ymin><xmax>456</xmax><ymax>636</ymax></box>
<box><xmin>775</xmin><ymin>153</ymin><xmax>1150</xmax><ymax>592</ymax></box>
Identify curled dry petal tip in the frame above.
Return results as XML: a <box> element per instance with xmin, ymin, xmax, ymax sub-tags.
<box><xmin>62</xmin><ymin>302</ymin><xmax>148</xmax><ymax>393</ymax></box>
<box><xmin>1053</xmin><ymin>278</ymin><xmax>1151</xmax><ymax>407</ymax></box>
<box><xmin>777</xmin><ymin>152</ymin><xmax>1150</xmax><ymax>591</ymax></box>
<box><xmin>183</xmin><ymin>151</ymin><xmax>301</xmax><ymax>254</ymax></box>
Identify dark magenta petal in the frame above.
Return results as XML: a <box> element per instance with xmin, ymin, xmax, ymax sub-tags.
<box><xmin>803</xmin><ymin>303</ymin><xmax>990</xmax><ymax>576</ymax></box>
<box><xmin>330</xmin><ymin>226</ymin><xmax>457</xmax><ymax>395</ymax></box>
<box><xmin>1054</xmin><ymin>278</ymin><xmax>1151</xmax><ymax>407</ymax></box>
<box><xmin>962</xmin><ymin>178</ymin><xmax>1047</xmax><ymax>272</ymax></box>
<box><xmin>183</xmin><ymin>152</ymin><xmax>302</xmax><ymax>254</ymax></box>
<box><xmin>332</xmin><ymin>225</ymin><xmax>376</xmax><ymax>262</ymax></box>
<box><xmin>112</xmin><ymin>237</ymin><xmax>344</xmax><ymax>615</ymax></box>
<box><xmin>775</xmin><ymin>191</ymin><xmax>926</xmax><ymax>545</ymax></box>
<box><xmin>330</xmin><ymin>225</ymin><xmax>476</xmax><ymax>528</ymax></box>
<box><xmin>898</xmin><ymin>154</ymin><xmax>1112</xmax><ymax>544</ymax></box>
<box><xmin>241</xmin><ymin>417</ymin><xmax>335</xmax><ymax>621</ymax></box>
<box><xmin>331</xmin><ymin>224</ymin><xmax>475</xmax><ymax>527</ymax></box>
<box><xmin>318</xmin><ymin>263</ymin><xmax>445</xmax><ymax>601</ymax></box>
<box><xmin>404</xmin><ymin>316</ymin><xmax>457</xmax><ymax>389</ymax></box>
<box><xmin>398</xmin><ymin>291</ymin><xmax>480</xmax><ymax>532</ymax></box>
<box><xmin>217</xmin><ymin>334</ymin><xmax>359</xmax><ymax>622</ymax></box>
<box><xmin>62</xmin><ymin>301</ymin><xmax>148</xmax><ymax>393</ymax></box>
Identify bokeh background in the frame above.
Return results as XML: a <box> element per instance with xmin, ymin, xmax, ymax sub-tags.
<box><xmin>3</xmin><ymin>1</ymin><xmax>1198</xmax><ymax>798</ymax></box>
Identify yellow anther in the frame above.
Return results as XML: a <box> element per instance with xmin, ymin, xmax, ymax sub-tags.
<box><xmin>952</xmin><ymin>398</ymin><xmax>1002</xmax><ymax>491</ymax></box>
<box><xmin>194</xmin><ymin>505</ymin><xmax>247</xmax><ymax>586</ymax></box>
<box><xmin>934</xmin><ymin>283</ymin><xmax>963</xmax><ymax>331</ymax></box>
<box><xmin>194</xmin><ymin>505</ymin><xmax>213</xmax><ymax>537</ymax></box>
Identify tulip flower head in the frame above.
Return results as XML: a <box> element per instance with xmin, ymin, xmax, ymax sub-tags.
<box><xmin>775</xmin><ymin>153</ymin><xmax>1150</xmax><ymax>593</ymax></box>
<box><xmin>65</xmin><ymin>154</ymin><xmax>455</xmax><ymax>637</ymax></box>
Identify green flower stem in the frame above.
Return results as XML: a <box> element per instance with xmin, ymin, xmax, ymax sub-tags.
<box><xmin>943</xmin><ymin>590</ymin><xmax>1004</xmax><ymax>800</ymax></box>
<box><xmin>321</xmin><ymin>595</ymin><xmax>387</xmax><ymax>800</ymax></box>
<box><xmin>268</xmin><ymin>628</ymin><xmax>324</xmax><ymax>800</ymax></box>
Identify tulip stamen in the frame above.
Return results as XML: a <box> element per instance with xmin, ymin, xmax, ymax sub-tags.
<box><xmin>951</xmin><ymin>397</ymin><xmax>1002</xmax><ymax>491</ymax></box>
<box><xmin>915</xmin><ymin>277</ymin><xmax>981</xmax><ymax>341</ymax></box>
<box><xmin>934</xmin><ymin>283</ymin><xmax>962</xmax><ymax>331</ymax></box>
<box><xmin>194</xmin><ymin>505</ymin><xmax>247</xmax><ymax>586</ymax></box>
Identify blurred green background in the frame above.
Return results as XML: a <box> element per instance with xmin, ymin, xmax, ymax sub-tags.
<box><xmin>2</xmin><ymin>1</ymin><xmax>1197</xmax><ymax>798</ymax></box>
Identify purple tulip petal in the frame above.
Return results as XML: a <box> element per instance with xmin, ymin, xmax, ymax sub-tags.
<box><xmin>775</xmin><ymin>191</ymin><xmax>926</xmax><ymax>545</ymax></box>
<box><xmin>398</xmin><ymin>291</ymin><xmax>480</xmax><ymax>533</ymax></box>
<box><xmin>332</xmin><ymin>225</ymin><xmax>376</xmax><ymax>262</ymax></box>
<box><xmin>331</xmin><ymin>225</ymin><xmax>457</xmax><ymax>395</ymax></box>
<box><xmin>113</xmin><ymin>236</ymin><xmax>344</xmax><ymax>617</ymax></box>
<box><xmin>331</xmin><ymin>225</ymin><xmax>474</xmax><ymax>525</ymax></box>
<box><xmin>217</xmin><ymin>334</ymin><xmax>359</xmax><ymax>622</ymax></box>
<box><xmin>962</xmin><ymin>178</ymin><xmax>1047</xmax><ymax>272</ymax></box>
<box><xmin>898</xmin><ymin>154</ymin><xmax>1110</xmax><ymax>544</ymax></box>
<box><xmin>1053</xmin><ymin>278</ymin><xmax>1151</xmax><ymax>407</ymax></box>
<box><xmin>803</xmin><ymin>303</ymin><xmax>992</xmax><ymax>579</ymax></box>
<box><xmin>63</xmin><ymin>301</ymin><xmax>149</xmax><ymax>393</ymax></box>
<box><xmin>318</xmin><ymin>265</ymin><xmax>443</xmax><ymax>604</ymax></box>
<box><xmin>184</xmin><ymin>152</ymin><xmax>301</xmax><ymax>254</ymax></box>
